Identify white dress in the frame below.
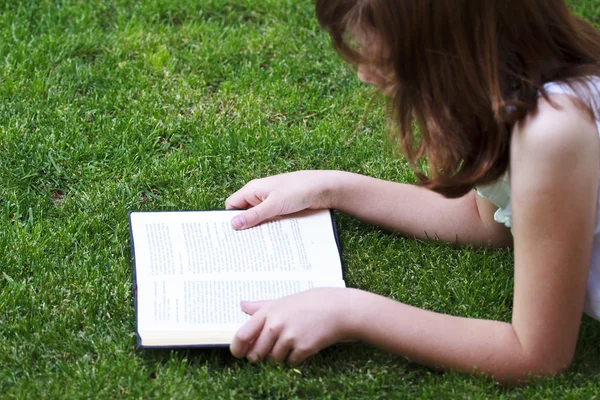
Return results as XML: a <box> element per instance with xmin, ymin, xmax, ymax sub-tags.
<box><xmin>476</xmin><ymin>77</ymin><xmax>600</xmax><ymax>320</ymax></box>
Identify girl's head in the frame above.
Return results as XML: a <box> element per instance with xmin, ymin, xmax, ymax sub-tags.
<box><xmin>316</xmin><ymin>0</ymin><xmax>600</xmax><ymax>197</ymax></box>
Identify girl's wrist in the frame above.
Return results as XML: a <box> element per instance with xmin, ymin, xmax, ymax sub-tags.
<box><xmin>333</xmin><ymin>288</ymin><xmax>374</xmax><ymax>342</ymax></box>
<box><xmin>318</xmin><ymin>170</ymin><xmax>353</xmax><ymax>210</ymax></box>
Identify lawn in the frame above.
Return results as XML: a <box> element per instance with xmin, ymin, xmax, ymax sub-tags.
<box><xmin>1</xmin><ymin>0</ymin><xmax>600</xmax><ymax>398</ymax></box>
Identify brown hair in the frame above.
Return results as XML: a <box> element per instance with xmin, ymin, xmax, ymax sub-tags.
<box><xmin>316</xmin><ymin>0</ymin><xmax>600</xmax><ymax>197</ymax></box>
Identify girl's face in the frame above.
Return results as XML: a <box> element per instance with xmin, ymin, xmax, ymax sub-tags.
<box><xmin>353</xmin><ymin>31</ymin><xmax>393</xmax><ymax>92</ymax></box>
<box><xmin>357</xmin><ymin>63</ymin><xmax>387</xmax><ymax>87</ymax></box>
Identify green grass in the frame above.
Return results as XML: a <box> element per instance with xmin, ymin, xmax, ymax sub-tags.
<box><xmin>1</xmin><ymin>0</ymin><xmax>600</xmax><ymax>398</ymax></box>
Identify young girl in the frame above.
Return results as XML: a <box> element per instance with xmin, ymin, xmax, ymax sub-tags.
<box><xmin>226</xmin><ymin>0</ymin><xmax>600</xmax><ymax>383</ymax></box>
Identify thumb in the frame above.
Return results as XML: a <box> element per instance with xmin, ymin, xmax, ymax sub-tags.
<box><xmin>240</xmin><ymin>300</ymin><xmax>271</xmax><ymax>315</ymax></box>
<box><xmin>231</xmin><ymin>197</ymin><xmax>281</xmax><ymax>229</ymax></box>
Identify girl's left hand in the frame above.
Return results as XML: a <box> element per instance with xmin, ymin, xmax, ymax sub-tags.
<box><xmin>229</xmin><ymin>287</ymin><xmax>352</xmax><ymax>364</ymax></box>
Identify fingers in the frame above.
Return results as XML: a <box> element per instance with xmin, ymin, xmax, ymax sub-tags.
<box><xmin>240</xmin><ymin>300</ymin><xmax>270</xmax><ymax>315</ymax></box>
<box><xmin>230</xmin><ymin>312</ymin><xmax>266</xmax><ymax>359</ymax></box>
<box><xmin>237</xmin><ymin>301</ymin><xmax>276</xmax><ymax>362</ymax></box>
<box><xmin>268</xmin><ymin>337</ymin><xmax>293</xmax><ymax>363</ymax></box>
<box><xmin>231</xmin><ymin>196</ymin><xmax>282</xmax><ymax>230</ymax></box>
<box><xmin>225</xmin><ymin>191</ymin><xmax>252</xmax><ymax>211</ymax></box>
<box><xmin>225</xmin><ymin>180</ymin><xmax>263</xmax><ymax>210</ymax></box>
<box><xmin>231</xmin><ymin>315</ymin><xmax>317</xmax><ymax>365</ymax></box>
<box><xmin>246</xmin><ymin>325</ymin><xmax>279</xmax><ymax>363</ymax></box>
<box><xmin>286</xmin><ymin>347</ymin><xmax>315</xmax><ymax>366</ymax></box>
<box><xmin>237</xmin><ymin>301</ymin><xmax>291</xmax><ymax>363</ymax></box>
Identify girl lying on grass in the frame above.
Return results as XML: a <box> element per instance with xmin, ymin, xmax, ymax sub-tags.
<box><xmin>225</xmin><ymin>0</ymin><xmax>600</xmax><ymax>383</ymax></box>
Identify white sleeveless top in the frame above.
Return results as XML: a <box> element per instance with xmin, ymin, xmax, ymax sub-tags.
<box><xmin>476</xmin><ymin>77</ymin><xmax>600</xmax><ymax>320</ymax></box>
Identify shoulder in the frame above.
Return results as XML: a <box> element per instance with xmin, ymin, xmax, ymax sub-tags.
<box><xmin>506</xmin><ymin>94</ymin><xmax>600</xmax><ymax>375</ymax></box>
<box><xmin>509</xmin><ymin>93</ymin><xmax>599</xmax><ymax>216</ymax></box>
<box><xmin>510</xmin><ymin>94</ymin><xmax>599</xmax><ymax>172</ymax></box>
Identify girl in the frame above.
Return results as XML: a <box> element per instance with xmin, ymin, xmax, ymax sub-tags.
<box><xmin>226</xmin><ymin>0</ymin><xmax>600</xmax><ymax>384</ymax></box>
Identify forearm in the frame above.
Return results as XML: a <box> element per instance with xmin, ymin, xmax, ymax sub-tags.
<box><xmin>341</xmin><ymin>289</ymin><xmax>559</xmax><ymax>384</ymax></box>
<box><xmin>323</xmin><ymin>171</ymin><xmax>507</xmax><ymax>247</ymax></box>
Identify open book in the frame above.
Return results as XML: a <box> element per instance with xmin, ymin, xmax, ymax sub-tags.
<box><xmin>129</xmin><ymin>209</ymin><xmax>345</xmax><ymax>348</ymax></box>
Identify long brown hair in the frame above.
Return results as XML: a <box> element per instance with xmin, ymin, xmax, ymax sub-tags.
<box><xmin>316</xmin><ymin>0</ymin><xmax>600</xmax><ymax>197</ymax></box>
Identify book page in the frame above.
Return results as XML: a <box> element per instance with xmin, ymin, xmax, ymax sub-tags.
<box><xmin>130</xmin><ymin>209</ymin><xmax>343</xmax><ymax>282</ymax></box>
<box><xmin>137</xmin><ymin>278</ymin><xmax>346</xmax><ymax>346</ymax></box>
<box><xmin>130</xmin><ymin>209</ymin><xmax>345</xmax><ymax>346</ymax></box>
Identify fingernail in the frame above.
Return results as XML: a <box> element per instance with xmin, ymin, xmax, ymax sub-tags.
<box><xmin>232</xmin><ymin>215</ymin><xmax>246</xmax><ymax>229</ymax></box>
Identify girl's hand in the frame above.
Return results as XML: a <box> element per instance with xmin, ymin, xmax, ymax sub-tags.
<box><xmin>229</xmin><ymin>288</ymin><xmax>352</xmax><ymax>364</ymax></box>
<box><xmin>225</xmin><ymin>170</ymin><xmax>338</xmax><ymax>229</ymax></box>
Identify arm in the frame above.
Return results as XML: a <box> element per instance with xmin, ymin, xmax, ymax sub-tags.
<box><xmin>227</xmin><ymin>171</ymin><xmax>512</xmax><ymax>248</ymax></box>
<box><xmin>337</xmin><ymin>96</ymin><xmax>599</xmax><ymax>382</ymax></box>
<box><xmin>231</xmin><ymin>95</ymin><xmax>599</xmax><ymax>384</ymax></box>
<box><xmin>327</xmin><ymin>172</ymin><xmax>512</xmax><ymax>247</ymax></box>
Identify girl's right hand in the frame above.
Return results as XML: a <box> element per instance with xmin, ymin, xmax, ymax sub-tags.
<box><xmin>225</xmin><ymin>170</ymin><xmax>337</xmax><ymax>229</ymax></box>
